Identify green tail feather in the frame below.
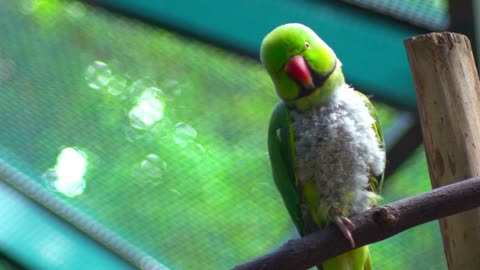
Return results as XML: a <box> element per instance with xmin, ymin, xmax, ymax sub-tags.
<box><xmin>319</xmin><ymin>245</ymin><xmax>372</xmax><ymax>270</ymax></box>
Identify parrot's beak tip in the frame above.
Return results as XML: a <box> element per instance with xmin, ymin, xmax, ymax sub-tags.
<box><xmin>285</xmin><ymin>55</ymin><xmax>314</xmax><ymax>89</ymax></box>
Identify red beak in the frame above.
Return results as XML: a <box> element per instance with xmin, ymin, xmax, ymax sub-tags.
<box><xmin>285</xmin><ymin>55</ymin><xmax>314</xmax><ymax>89</ymax></box>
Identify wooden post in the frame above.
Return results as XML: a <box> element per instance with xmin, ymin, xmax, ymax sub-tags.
<box><xmin>404</xmin><ymin>32</ymin><xmax>480</xmax><ymax>269</ymax></box>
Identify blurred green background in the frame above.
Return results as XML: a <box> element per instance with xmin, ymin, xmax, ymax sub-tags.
<box><xmin>0</xmin><ymin>0</ymin><xmax>454</xmax><ymax>269</ymax></box>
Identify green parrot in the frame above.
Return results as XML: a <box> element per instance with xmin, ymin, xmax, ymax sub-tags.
<box><xmin>260</xmin><ymin>23</ymin><xmax>385</xmax><ymax>270</ymax></box>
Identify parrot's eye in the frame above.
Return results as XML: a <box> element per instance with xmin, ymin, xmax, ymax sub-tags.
<box><xmin>305</xmin><ymin>41</ymin><xmax>310</xmax><ymax>49</ymax></box>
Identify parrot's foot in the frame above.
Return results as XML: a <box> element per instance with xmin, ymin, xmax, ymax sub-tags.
<box><xmin>333</xmin><ymin>216</ymin><xmax>355</xmax><ymax>248</ymax></box>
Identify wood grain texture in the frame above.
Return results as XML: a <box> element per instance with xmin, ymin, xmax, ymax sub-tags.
<box><xmin>405</xmin><ymin>32</ymin><xmax>480</xmax><ymax>270</ymax></box>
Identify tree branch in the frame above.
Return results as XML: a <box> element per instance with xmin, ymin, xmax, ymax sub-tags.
<box><xmin>233</xmin><ymin>176</ymin><xmax>480</xmax><ymax>270</ymax></box>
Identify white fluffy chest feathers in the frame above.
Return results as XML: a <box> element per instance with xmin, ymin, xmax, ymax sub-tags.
<box><xmin>290</xmin><ymin>84</ymin><xmax>385</xmax><ymax>215</ymax></box>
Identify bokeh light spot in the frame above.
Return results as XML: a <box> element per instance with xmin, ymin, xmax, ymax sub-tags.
<box><xmin>107</xmin><ymin>74</ymin><xmax>128</xmax><ymax>96</ymax></box>
<box><xmin>85</xmin><ymin>61</ymin><xmax>112</xmax><ymax>90</ymax></box>
<box><xmin>129</xmin><ymin>89</ymin><xmax>166</xmax><ymax>129</ymax></box>
<box><xmin>174</xmin><ymin>122</ymin><xmax>197</xmax><ymax>146</ymax></box>
<box><xmin>43</xmin><ymin>147</ymin><xmax>88</xmax><ymax>197</ymax></box>
<box><xmin>140</xmin><ymin>153</ymin><xmax>168</xmax><ymax>178</ymax></box>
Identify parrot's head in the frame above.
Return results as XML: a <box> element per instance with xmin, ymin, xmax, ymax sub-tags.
<box><xmin>260</xmin><ymin>23</ymin><xmax>345</xmax><ymax>110</ymax></box>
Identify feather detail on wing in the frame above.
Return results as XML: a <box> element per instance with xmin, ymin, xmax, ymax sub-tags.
<box><xmin>268</xmin><ymin>102</ymin><xmax>305</xmax><ymax>236</ymax></box>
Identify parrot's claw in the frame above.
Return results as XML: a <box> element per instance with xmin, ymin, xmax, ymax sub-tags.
<box><xmin>333</xmin><ymin>216</ymin><xmax>355</xmax><ymax>248</ymax></box>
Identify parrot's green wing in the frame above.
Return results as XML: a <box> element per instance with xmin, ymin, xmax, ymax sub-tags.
<box><xmin>267</xmin><ymin>102</ymin><xmax>305</xmax><ymax>236</ymax></box>
<box><xmin>355</xmin><ymin>91</ymin><xmax>385</xmax><ymax>194</ymax></box>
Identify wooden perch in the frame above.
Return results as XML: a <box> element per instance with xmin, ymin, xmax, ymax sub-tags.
<box><xmin>405</xmin><ymin>32</ymin><xmax>480</xmax><ymax>269</ymax></box>
<box><xmin>233</xmin><ymin>177</ymin><xmax>480</xmax><ymax>270</ymax></box>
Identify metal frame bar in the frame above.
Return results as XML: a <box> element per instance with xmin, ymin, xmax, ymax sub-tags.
<box><xmin>0</xmin><ymin>157</ymin><xmax>167</xmax><ymax>270</ymax></box>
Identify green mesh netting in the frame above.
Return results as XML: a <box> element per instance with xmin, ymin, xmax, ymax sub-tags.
<box><xmin>344</xmin><ymin>0</ymin><xmax>449</xmax><ymax>30</ymax></box>
<box><xmin>0</xmin><ymin>0</ymin><xmax>444</xmax><ymax>269</ymax></box>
